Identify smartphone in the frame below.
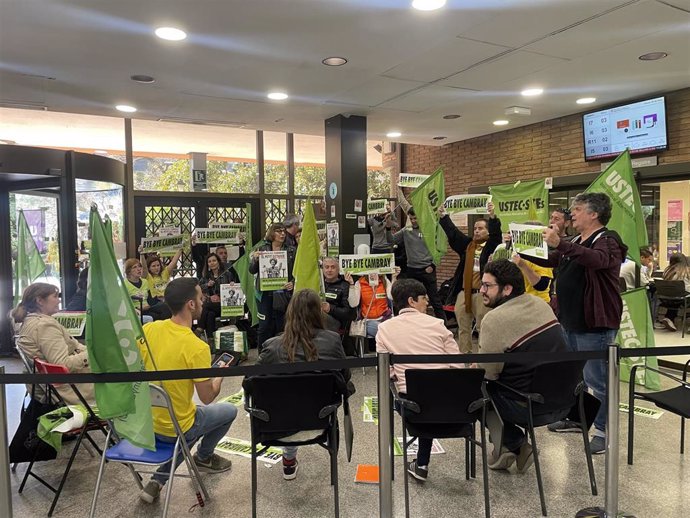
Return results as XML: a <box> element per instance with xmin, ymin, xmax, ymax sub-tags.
<box><xmin>212</xmin><ymin>352</ymin><xmax>234</xmax><ymax>367</ymax></box>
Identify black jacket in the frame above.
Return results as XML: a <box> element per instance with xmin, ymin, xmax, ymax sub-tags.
<box><xmin>323</xmin><ymin>276</ymin><xmax>356</xmax><ymax>328</ymax></box>
<box><xmin>440</xmin><ymin>215</ymin><xmax>503</xmax><ymax>302</ymax></box>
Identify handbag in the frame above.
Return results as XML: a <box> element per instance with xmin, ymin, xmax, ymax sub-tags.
<box><xmin>9</xmin><ymin>397</ymin><xmax>59</xmax><ymax>464</ymax></box>
<box><xmin>349</xmin><ymin>287</ymin><xmax>376</xmax><ymax>338</ymax></box>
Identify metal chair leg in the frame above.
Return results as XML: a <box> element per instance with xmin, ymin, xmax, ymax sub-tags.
<box><xmin>331</xmin><ymin>423</ymin><xmax>340</xmax><ymax>518</ymax></box>
<box><xmin>161</xmin><ymin>440</ymin><xmax>181</xmax><ymax>518</ymax></box>
<box><xmin>579</xmin><ymin>394</ymin><xmax>597</xmax><ymax>495</ymax></box>
<box><xmin>88</xmin><ymin>430</ymin><xmax>112</xmax><ymax>518</ymax></box>
<box><xmin>402</xmin><ymin>421</ymin><xmax>410</xmax><ymax>518</ymax></box>
<box><xmin>47</xmin><ymin>429</ymin><xmax>87</xmax><ymax>516</ymax></box>
<box><xmin>479</xmin><ymin>417</ymin><xmax>491</xmax><ymax>518</ymax></box>
<box><xmin>627</xmin><ymin>385</ymin><xmax>636</xmax><ymax>466</ymax></box>
<box><xmin>251</xmin><ymin>438</ymin><xmax>258</xmax><ymax>518</ymax></box>
<box><xmin>527</xmin><ymin>409</ymin><xmax>547</xmax><ymax>516</ymax></box>
<box><xmin>465</xmin><ymin>437</ymin><xmax>470</xmax><ymax>480</ymax></box>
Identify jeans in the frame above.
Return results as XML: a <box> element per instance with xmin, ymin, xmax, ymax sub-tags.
<box><xmin>402</xmin><ymin>267</ymin><xmax>445</xmax><ymax>321</ymax></box>
<box><xmin>153</xmin><ymin>403</ymin><xmax>238</xmax><ymax>485</ymax></box>
<box><xmin>563</xmin><ymin>329</ymin><xmax>617</xmax><ymax>435</ymax></box>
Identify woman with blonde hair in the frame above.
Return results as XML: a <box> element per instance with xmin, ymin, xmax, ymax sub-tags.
<box><xmin>660</xmin><ymin>253</ymin><xmax>690</xmax><ymax>331</ymax></box>
<box><xmin>256</xmin><ymin>289</ymin><xmax>353</xmax><ymax>480</ymax></box>
<box><xmin>12</xmin><ymin>283</ymin><xmax>95</xmax><ymax>405</ymax></box>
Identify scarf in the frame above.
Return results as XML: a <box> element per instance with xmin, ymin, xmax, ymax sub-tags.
<box><xmin>463</xmin><ymin>240</ymin><xmax>478</xmax><ymax>313</ymax></box>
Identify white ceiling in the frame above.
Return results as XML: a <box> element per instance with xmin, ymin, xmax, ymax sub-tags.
<box><xmin>0</xmin><ymin>0</ymin><xmax>688</xmax><ymax>146</ymax></box>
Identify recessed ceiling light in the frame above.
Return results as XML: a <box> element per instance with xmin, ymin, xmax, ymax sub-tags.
<box><xmin>521</xmin><ymin>87</ymin><xmax>543</xmax><ymax>97</ymax></box>
<box><xmin>155</xmin><ymin>27</ymin><xmax>187</xmax><ymax>41</ymax></box>
<box><xmin>493</xmin><ymin>120</ymin><xmax>509</xmax><ymax>126</ymax></box>
<box><xmin>442</xmin><ymin>114</ymin><xmax>461</xmax><ymax>120</ymax></box>
<box><xmin>433</xmin><ymin>136</ymin><xmax>447</xmax><ymax>140</ymax></box>
<box><xmin>412</xmin><ymin>0</ymin><xmax>447</xmax><ymax>11</ymax></box>
<box><xmin>267</xmin><ymin>92</ymin><xmax>288</xmax><ymax>101</ymax></box>
<box><xmin>131</xmin><ymin>74</ymin><xmax>155</xmax><ymax>84</ymax></box>
<box><xmin>322</xmin><ymin>57</ymin><xmax>348</xmax><ymax>66</ymax></box>
<box><xmin>386</xmin><ymin>131</ymin><xmax>402</xmax><ymax>138</ymax></box>
<box><xmin>576</xmin><ymin>97</ymin><xmax>597</xmax><ymax>105</ymax></box>
<box><xmin>638</xmin><ymin>52</ymin><xmax>668</xmax><ymax>61</ymax></box>
<box><xmin>115</xmin><ymin>104</ymin><xmax>137</xmax><ymax>113</ymax></box>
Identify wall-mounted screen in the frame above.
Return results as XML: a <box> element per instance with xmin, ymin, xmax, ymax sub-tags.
<box><xmin>583</xmin><ymin>96</ymin><xmax>667</xmax><ymax>161</ymax></box>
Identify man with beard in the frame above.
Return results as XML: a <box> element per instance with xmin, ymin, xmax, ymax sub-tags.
<box><xmin>321</xmin><ymin>257</ymin><xmax>356</xmax><ymax>333</ymax></box>
<box><xmin>477</xmin><ymin>260</ymin><xmax>568</xmax><ymax>472</ymax></box>
<box><xmin>438</xmin><ymin>202</ymin><xmax>502</xmax><ymax>353</ymax></box>
<box><xmin>138</xmin><ymin>278</ymin><xmax>237</xmax><ymax>503</ymax></box>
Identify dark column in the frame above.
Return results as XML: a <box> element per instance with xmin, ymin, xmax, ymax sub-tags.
<box><xmin>124</xmin><ymin>118</ymin><xmax>135</xmax><ymax>258</ymax></box>
<box><xmin>257</xmin><ymin>130</ymin><xmax>265</xmax><ymax>231</ymax></box>
<box><xmin>59</xmin><ymin>152</ymin><xmax>79</xmax><ymax>305</ymax></box>
<box><xmin>0</xmin><ymin>187</ymin><xmax>13</xmax><ymax>353</ymax></box>
<box><xmin>287</xmin><ymin>133</ymin><xmax>295</xmax><ymax>213</ymax></box>
<box><xmin>325</xmin><ymin>115</ymin><xmax>367</xmax><ymax>255</ymax></box>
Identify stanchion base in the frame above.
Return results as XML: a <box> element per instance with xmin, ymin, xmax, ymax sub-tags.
<box><xmin>576</xmin><ymin>507</ymin><xmax>637</xmax><ymax>518</ymax></box>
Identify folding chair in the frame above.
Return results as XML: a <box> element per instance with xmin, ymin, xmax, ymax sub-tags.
<box><xmin>89</xmin><ymin>384</ymin><xmax>209</xmax><ymax>518</ymax></box>
<box><xmin>655</xmin><ymin>280</ymin><xmax>690</xmax><ymax>337</ymax></box>
<box><xmin>391</xmin><ymin>368</ymin><xmax>492</xmax><ymax>518</ymax></box>
<box><xmin>488</xmin><ymin>360</ymin><xmax>597</xmax><ymax>516</ymax></box>
<box><xmin>628</xmin><ymin>360</ymin><xmax>690</xmax><ymax>465</ymax></box>
<box><xmin>18</xmin><ymin>358</ymin><xmax>108</xmax><ymax>517</ymax></box>
<box><xmin>243</xmin><ymin>372</ymin><xmax>346</xmax><ymax>518</ymax></box>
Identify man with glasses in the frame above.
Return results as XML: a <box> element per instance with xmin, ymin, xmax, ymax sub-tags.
<box><xmin>477</xmin><ymin>260</ymin><xmax>568</xmax><ymax>473</ymax></box>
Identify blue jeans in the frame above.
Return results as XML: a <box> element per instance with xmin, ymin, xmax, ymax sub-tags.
<box><xmin>563</xmin><ymin>329</ymin><xmax>617</xmax><ymax>435</ymax></box>
<box><xmin>153</xmin><ymin>402</ymin><xmax>238</xmax><ymax>485</ymax></box>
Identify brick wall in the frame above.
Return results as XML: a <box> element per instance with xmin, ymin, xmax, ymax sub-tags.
<box><xmin>402</xmin><ymin>87</ymin><xmax>690</xmax><ymax>284</ymax></box>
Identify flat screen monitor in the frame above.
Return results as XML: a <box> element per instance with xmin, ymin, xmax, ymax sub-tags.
<box><xmin>582</xmin><ymin>96</ymin><xmax>667</xmax><ymax>161</ymax></box>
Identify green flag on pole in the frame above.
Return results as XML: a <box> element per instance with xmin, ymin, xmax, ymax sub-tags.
<box><xmin>14</xmin><ymin>209</ymin><xmax>47</xmax><ymax>303</ymax></box>
<box><xmin>232</xmin><ymin>203</ymin><xmax>259</xmax><ymax>326</ymax></box>
<box><xmin>293</xmin><ymin>202</ymin><xmax>322</xmax><ymax>294</ymax></box>
<box><xmin>584</xmin><ymin>149</ymin><xmax>647</xmax><ymax>264</ymax></box>
<box><xmin>490</xmin><ymin>179</ymin><xmax>549</xmax><ymax>225</ymax></box>
<box><xmin>617</xmin><ymin>288</ymin><xmax>660</xmax><ymax>390</ymax></box>
<box><xmin>86</xmin><ymin>207</ymin><xmax>155</xmax><ymax>450</ymax></box>
<box><xmin>409</xmin><ymin>168</ymin><xmax>447</xmax><ymax>265</ymax></box>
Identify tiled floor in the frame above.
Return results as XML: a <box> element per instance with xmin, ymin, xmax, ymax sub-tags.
<box><xmin>1</xmin><ymin>346</ymin><xmax>688</xmax><ymax>518</ymax></box>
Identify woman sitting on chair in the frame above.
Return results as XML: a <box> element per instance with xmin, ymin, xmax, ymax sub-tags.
<box><xmin>347</xmin><ymin>266</ymin><xmax>400</xmax><ymax>339</ymax></box>
<box><xmin>257</xmin><ymin>289</ymin><xmax>354</xmax><ymax>480</ymax></box>
<box><xmin>198</xmin><ymin>252</ymin><xmax>237</xmax><ymax>338</ymax></box>
<box><xmin>12</xmin><ymin>283</ymin><xmax>95</xmax><ymax>406</ymax></box>
<box><xmin>660</xmin><ymin>253</ymin><xmax>690</xmax><ymax>331</ymax></box>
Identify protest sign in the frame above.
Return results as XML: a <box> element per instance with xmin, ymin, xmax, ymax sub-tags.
<box><xmin>339</xmin><ymin>253</ymin><xmax>395</xmax><ymax>275</ymax></box>
<box><xmin>326</xmin><ymin>222</ymin><xmax>339</xmax><ymax>257</ymax></box>
<box><xmin>209</xmin><ymin>221</ymin><xmax>246</xmax><ymax>230</ymax></box>
<box><xmin>444</xmin><ymin>194</ymin><xmax>492</xmax><ymax>215</ymax></box>
<box><xmin>367</xmin><ymin>199</ymin><xmax>388</xmax><ymax>215</ymax></box>
<box><xmin>219</xmin><ymin>390</ymin><xmax>244</xmax><ymax>407</ymax></box>
<box><xmin>214</xmin><ymin>437</ymin><xmax>283</xmax><ymax>464</ymax></box>
<box><xmin>398</xmin><ymin>173</ymin><xmax>429</xmax><ymax>188</ymax></box>
<box><xmin>214</xmin><ymin>329</ymin><xmax>248</xmax><ymax>356</ymax></box>
<box><xmin>258</xmin><ymin>250</ymin><xmax>288</xmax><ymax>291</ymax></box>
<box><xmin>220</xmin><ymin>283</ymin><xmax>245</xmax><ymax>317</ymax></box>
<box><xmin>195</xmin><ymin>228</ymin><xmax>240</xmax><ymax>244</ymax></box>
<box><xmin>509</xmin><ymin>223</ymin><xmax>548</xmax><ymax>259</ymax></box>
<box><xmin>490</xmin><ymin>179</ymin><xmax>548</xmax><ymax>224</ymax></box>
<box><xmin>393</xmin><ymin>437</ymin><xmax>445</xmax><ymax>457</ymax></box>
<box><xmin>140</xmin><ymin>234</ymin><xmax>185</xmax><ymax>254</ymax></box>
<box><xmin>53</xmin><ymin>311</ymin><xmax>86</xmax><ymax>337</ymax></box>
<box><xmin>362</xmin><ymin>396</ymin><xmax>378</xmax><ymax>424</ymax></box>
<box><xmin>157</xmin><ymin>226</ymin><xmax>180</xmax><ymax>237</ymax></box>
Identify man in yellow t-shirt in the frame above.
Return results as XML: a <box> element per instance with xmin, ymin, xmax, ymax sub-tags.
<box><xmin>511</xmin><ymin>254</ymin><xmax>553</xmax><ymax>303</ymax></box>
<box><xmin>138</xmin><ymin>278</ymin><xmax>237</xmax><ymax>504</ymax></box>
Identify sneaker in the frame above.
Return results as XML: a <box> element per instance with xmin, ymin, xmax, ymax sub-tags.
<box><xmin>406</xmin><ymin>459</ymin><xmax>428</xmax><ymax>482</ymax></box>
<box><xmin>589</xmin><ymin>435</ymin><xmax>606</xmax><ymax>455</ymax></box>
<box><xmin>662</xmin><ymin>317</ymin><xmax>677</xmax><ymax>332</ymax></box>
<box><xmin>515</xmin><ymin>442</ymin><xmax>534</xmax><ymax>474</ymax></box>
<box><xmin>193</xmin><ymin>453</ymin><xmax>233</xmax><ymax>473</ymax></box>
<box><xmin>488</xmin><ymin>448</ymin><xmax>517</xmax><ymax>470</ymax></box>
<box><xmin>283</xmin><ymin>458</ymin><xmax>299</xmax><ymax>480</ymax></box>
<box><xmin>547</xmin><ymin>420</ymin><xmax>582</xmax><ymax>433</ymax></box>
<box><xmin>139</xmin><ymin>480</ymin><xmax>162</xmax><ymax>504</ymax></box>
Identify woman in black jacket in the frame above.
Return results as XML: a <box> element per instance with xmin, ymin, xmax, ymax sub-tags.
<box><xmin>198</xmin><ymin>252</ymin><xmax>237</xmax><ymax>338</ymax></box>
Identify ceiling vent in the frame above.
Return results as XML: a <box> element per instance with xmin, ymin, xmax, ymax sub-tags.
<box><xmin>157</xmin><ymin>117</ymin><xmax>246</xmax><ymax>128</ymax></box>
<box><xmin>504</xmin><ymin>106</ymin><xmax>531</xmax><ymax>116</ymax></box>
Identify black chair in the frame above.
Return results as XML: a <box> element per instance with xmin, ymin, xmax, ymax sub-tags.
<box><xmin>391</xmin><ymin>368</ymin><xmax>491</xmax><ymax>518</ymax></box>
<box><xmin>243</xmin><ymin>372</ymin><xmax>347</xmax><ymax>518</ymax></box>
<box><xmin>488</xmin><ymin>360</ymin><xmax>597</xmax><ymax>517</ymax></box>
<box><xmin>654</xmin><ymin>280</ymin><xmax>690</xmax><ymax>337</ymax></box>
<box><xmin>627</xmin><ymin>360</ymin><xmax>690</xmax><ymax>465</ymax></box>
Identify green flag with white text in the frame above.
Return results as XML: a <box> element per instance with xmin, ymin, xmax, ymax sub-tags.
<box><xmin>585</xmin><ymin>149</ymin><xmax>647</xmax><ymax>264</ymax></box>
<box><xmin>293</xmin><ymin>202</ymin><xmax>322</xmax><ymax>294</ymax></box>
<box><xmin>409</xmin><ymin>168</ymin><xmax>447</xmax><ymax>265</ymax></box>
<box><xmin>490</xmin><ymin>179</ymin><xmax>548</xmax><ymax>225</ymax></box>
<box><xmin>617</xmin><ymin>288</ymin><xmax>660</xmax><ymax>390</ymax></box>
<box><xmin>86</xmin><ymin>207</ymin><xmax>155</xmax><ymax>450</ymax></box>
<box><xmin>14</xmin><ymin>209</ymin><xmax>46</xmax><ymax>303</ymax></box>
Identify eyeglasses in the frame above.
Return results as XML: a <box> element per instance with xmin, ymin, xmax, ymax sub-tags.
<box><xmin>274</xmin><ymin>228</ymin><xmax>286</xmax><ymax>233</ymax></box>
<box><xmin>479</xmin><ymin>282</ymin><xmax>499</xmax><ymax>290</ymax></box>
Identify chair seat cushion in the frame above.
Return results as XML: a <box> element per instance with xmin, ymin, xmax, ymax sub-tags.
<box><xmin>405</xmin><ymin>422</ymin><xmax>474</xmax><ymax>439</ymax></box>
<box><xmin>637</xmin><ymin>387</ymin><xmax>690</xmax><ymax>418</ymax></box>
<box><xmin>105</xmin><ymin>437</ymin><xmax>176</xmax><ymax>464</ymax></box>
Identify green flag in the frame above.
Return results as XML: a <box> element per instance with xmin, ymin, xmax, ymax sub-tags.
<box><xmin>409</xmin><ymin>168</ymin><xmax>447</xmax><ymax>265</ymax></box>
<box><xmin>617</xmin><ymin>288</ymin><xmax>660</xmax><ymax>390</ymax></box>
<box><xmin>232</xmin><ymin>203</ymin><xmax>259</xmax><ymax>326</ymax></box>
<box><xmin>14</xmin><ymin>209</ymin><xmax>47</xmax><ymax>302</ymax></box>
<box><xmin>86</xmin><ymin>207</ymin><xmax>155</xmax><ymax>450</ymax></box>
<box><xmin>490</xmin><ymin>179</ymin><xmax>549</xmax><ymax>225</ymax></box>
<box><xmin>293</xmin><ymin>202</ymin><xmax>322</xmax><ymax>294</ymax></box>
<box><xmin>584</xmin><ymin>149</ymin><xmax>647</xmax><ymax>264</ymax></box>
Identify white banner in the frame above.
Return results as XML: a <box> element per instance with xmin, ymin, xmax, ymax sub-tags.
<box><xmin>397</xmin><ymin>174</ymin><xmax>429</xmax><ymax>188</ymax></box>
<box><xmin>444</xmin><ymin>194</ymin><xmax>492</xmax><ymax>215</ymax></box>
<box><xmin>509</xmin><ymin>223</ymin><xmax>548</xmax><ymax>260</ymax></box>
<box><xmin>339</xmin><ymin>253</ymin><xmax>395</xmax><ymax>275</ymax></box>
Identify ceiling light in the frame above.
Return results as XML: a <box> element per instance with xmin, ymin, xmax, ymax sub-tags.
<box><xmin>322</xmin><ymin>57</ymin><xmax>348</xmax><ymax>66</ymax></box>
<box><xmin>131</xmin><ymin>74</ymin><xmax>155</xmax><ymax>84</ymax></box>
<box><xmin>386</xmin><ymin>131</ymin><xmax>402</xmax><ymax>138</ymax></box>
<box><xmin>155</xmin><ymin>27</ymin><xmax>187</xmax><ymax>41</ymax></box>
<box><xmin>267</xmin><ymin>92</ymin><xmax>288</xmax><ymax>100</ymax></box>
<box><xmin>638</xmin><ymin>52</ymin><xmax>668</xmax><ymax>61</ymax></box>
<box><xmin>505</xmin><ymin>106</ymin><xmax>531</xmax><ymax>116</ymax></box>
<box><xmin>115</xmin><ymin>104</ymin><xmax>137</xmax><ymax>113</ymax></box>
<box><xmin>442</xmin><ymin>114</ymin><xmax>461</xmax><ymax>120</ymax></box>
<box><xmin>521</xmin><ymin>87</ymin><xmax>543</xmax><ymax>97</ymax></box>
<box><xmin>576</xmin><ymin>97</ymin><xmax>597</xmax><ymax>105</ymax></box>
<box><xmin>433</xmin><ymin>136</ymin><xmax>447</xmax><ymax>140</ymax></box>
<box><xmin>493</xmin><ymin>120</ymin><xmax>509</xmax><ymax>126</ymax></box>
<box><xmin>412</xmin><ymin>0</ymin><xmax>447</xmax><ymax>11</ymax></box>
<box><xmin>94</xmin><ymin>150</ymin><xmax>108</xmax><ymax>155</ymax></box>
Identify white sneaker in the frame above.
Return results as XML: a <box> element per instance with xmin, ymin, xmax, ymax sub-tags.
<box><xmin>662</xmin><ymin>318</ymin><xmax>677</xmax><ymax>332</ymax></box>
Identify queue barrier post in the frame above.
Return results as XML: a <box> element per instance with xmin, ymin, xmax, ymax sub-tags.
<box><xmin>0</xmin><ymin>366</ymin><xmax>13</xmax><ymax>518</ymax></box>
<box><xmin>377</xmin><ymin>352</ymin><xmax>393</xmax><ymax>518</ymax></box>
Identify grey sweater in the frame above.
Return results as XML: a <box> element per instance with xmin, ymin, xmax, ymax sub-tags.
<box><xmin>392</xmin><ymin>227</ymin><xmax>433</xmax><ymax>268</ymax></box>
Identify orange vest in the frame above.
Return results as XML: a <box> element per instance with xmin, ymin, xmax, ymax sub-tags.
<box><xmin>359</xmin><ymin>278</ymin><xmax>389</xmax><ymax>319</ymax></box>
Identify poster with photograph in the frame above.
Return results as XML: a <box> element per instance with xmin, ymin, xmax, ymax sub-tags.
<box><xmin>326</xmin><ymin>222</ymin><xmax>339</xmax><ymax>257</ymax></box>
<box><xmin>354</xmin><ymin>199</ymin><xmax>363</xmax><ymax>212</ymax></box>
<box><xmin>358</xmin><ymin>216</ymin><xmax>366</xmax><ymax>228</ymax></box>
<box><xmin>259</xmin><ymin>250</ymin><xmax>288</xmax><ymax>291</ymax></box>
<box><xmin>220</xmin><ymin>283</ymin><xmax>245</xmax><ymax>317</ymax></box>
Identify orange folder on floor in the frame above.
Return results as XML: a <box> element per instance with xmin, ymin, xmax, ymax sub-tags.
<box><xmin>354</xmin><ymin>464</ymin><xmax>379</xmax><ymax>484</ymax></box>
